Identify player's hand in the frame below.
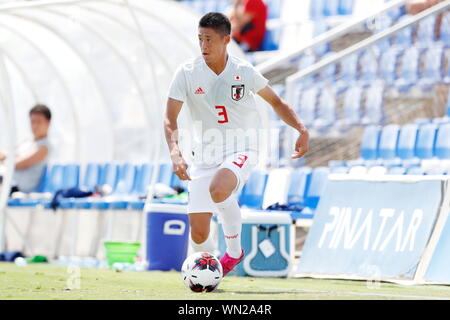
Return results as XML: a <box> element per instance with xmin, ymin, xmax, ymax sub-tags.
<box><xmin>171</xmin><ymin>154</ymin><xmax>191</xmax><ymax>181</ymax></box>
<box><xmin>291</xmin><ymin>129</ymin><xmax>309</xmax><ymax>159</ymax></box>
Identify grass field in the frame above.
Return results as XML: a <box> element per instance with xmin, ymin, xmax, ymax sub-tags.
<box><xmin>1</xmin><ymin>262</ymin><xmax>450</xmax><ymax>300</ymax></box>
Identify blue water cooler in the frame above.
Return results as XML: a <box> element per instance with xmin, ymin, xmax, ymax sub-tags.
<box><xmin>218</xmin><ymin>210</ymin><xmax>293</xmax><ymax>277</ymax></box>
<box><xmin>146</xmin><ymin>204</ymin><xmax>189</xmax><ymax>271</ymax></box>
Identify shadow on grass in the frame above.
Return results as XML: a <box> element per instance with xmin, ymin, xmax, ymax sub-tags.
<box><xmin>213</xmin><ymin>288</ymin><xmax>301</xmax><ymax>295</ymax></box>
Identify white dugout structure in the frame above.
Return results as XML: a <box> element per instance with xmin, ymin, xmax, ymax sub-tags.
<box><xmin>0</xmin><ymin>0</ymin><xmax>257</xmax><ymax>256</ymax></box>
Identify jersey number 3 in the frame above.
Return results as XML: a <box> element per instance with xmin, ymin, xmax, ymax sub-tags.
<box><xmin>215</xmin><ymin>105</ymin><xmax>229</xmax><ymax>123</ymax></box>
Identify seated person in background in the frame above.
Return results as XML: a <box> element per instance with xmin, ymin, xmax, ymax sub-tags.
<box><xmin>0</xmin><ymin>104</ymin><xmax>52</xmax><ymax>194</ymax></box>
<box><xmin>229</xmin><ymin>0</ymin><xmax>267</xmax><ymax>52</ymax></box>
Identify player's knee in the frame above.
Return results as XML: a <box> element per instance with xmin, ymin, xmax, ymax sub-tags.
<box><xmin>209</xmin><ymin>183</ymin><xmax>231</xmax><ymax>203</ymax></box>
<box><xmin>191</xmin><ymin>228</ymin><xmax>209</xmax><ymax>244</ymax></box>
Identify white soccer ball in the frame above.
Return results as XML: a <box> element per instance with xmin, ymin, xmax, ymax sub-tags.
<box><xmin>181</xmin><ymin>252</ymin><xmax>223</xmax><ymax>293</ymax></box>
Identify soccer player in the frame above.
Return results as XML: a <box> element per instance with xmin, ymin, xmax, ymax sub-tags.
<box><xmin>164</xmin><ymin>12</ymin><xmax>309</xmax><ymax>276</ymax></box>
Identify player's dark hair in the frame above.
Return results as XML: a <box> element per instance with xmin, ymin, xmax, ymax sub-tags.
<box><xmin>29</xmin><ymin>104</ymin><xmax>51</xmax><ymax>121</ymax></box>
<box><xmin>199</xmin><ymin>12</ymin><xmax>231</xmax><ymax>36</ymax></box>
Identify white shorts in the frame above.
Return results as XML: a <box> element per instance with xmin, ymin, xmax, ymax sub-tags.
<box><xmin>187</xmin><ymin>150</ymin><xmax>258</xmax><ymax>214</ymax></box>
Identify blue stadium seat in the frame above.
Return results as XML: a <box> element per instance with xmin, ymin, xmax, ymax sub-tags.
<box><xmin>287</xmin><ymin>167</ymin><xmax>311</xmax><ymax>206</ymax></box>
<box><xmin>372</xmin><ymin>14</ymin><xmax>393</xmax><ymax>52</ymax></box>
<box><xmin>359</xmin><ymin>49</ymin><xmax>379</xmax><ymax>85</ymax></box>
<box><xmin>33</xmin><ymin>165</ymin><xmax>49</xmax><ymax>193</ymax></box>
<box><xmin>387</xmin><ymin>4</ymin><xmax>406</xmax><ymax>22</ymax></box>
<box><xmin>310</xmin><ymin>0</ymin><xmax>325</xmax><ymax>18</ymax></box>
<box><xmin>387</xmin><ymin>166</ymin><xmax>406</xmax><ymax>175</ymax></box>
<box><xmin>415</xmin><ymin>123</ymin><xmax>438</xmax><ymax>159</ymax></box>
<box><xmin>338</xmin><ymin>0</ymin><xmax>354</xmax><ymax>15</ymax></box>
<box><xmin>406</xmin><ymin>167</ymin><xmax>425</xmax><ymax>175</ymax></box>
<box><xmin>261</xmin><ymin>26</ymin><xmax>280</xmax><ymax>51</ymax></box>
<box><xmin>61</xmin><ymin>164</ymin><xmax>80</xmax><ymax>189</ymax></box>
<box><xmin>323</xmin><ymin>0</ymin><xmax>339</xmax><ymax>16</ymax></box>
<box><xmin>313</xmin><ymin>20</ymin><xmax>330</xmax><ymax>56</ymax></box>
<box><xmin>239</xmin><ymin>169</ymin><xmax>268</xmax><ymax>209</ymax></box>
<box><xmin>68</xmin><ymin>163</ymin><xmax>101</xmax><ymax>209</ymax></box>
<box><xmin>53</xmin><ymin>164</ymin><xmax>80</xmax><ymax>209</ymax></box>
<box><xmin>315</xmin><ymin>88</ymin><xmax>336</xmax><ymax>128</ymax></box>
<box><xmin>379</xmin><ymin>48</ymin><xmax>399</xmax><ymax>84</ymax></box>
<box><xmin>419</xmin><ymin>46</ymin><xmax>444</xmax><ymax>90</ymax></box>
<box><xmin>342</xmin><ymin>86</ymin><xmax>362</xmax><ymax>125</ymax></box>
<box><xmin>81</xmin><ymin>163</ymin><xmax>101</xmax><ymax>190</ymax></box>
<box><xmin>298</xmin><ymin>53</ymin><xmax>316</xmax><ymax>87</ymax></box>
<box><xmin>297</xmin><ymin>88</ymin><xmax>317</xmax><ymax>126</ymax></box>
<box><xmin>435</xmin><ymin>123</ymin><xmax>450</xmax><ymax>159</ymax></box>
<box><xmin>394</xmin><ymin>16</ymin><xmax>413</xmax><ymax>47</ymax></box>
<box><xmin>266</xmin><ymin>0</ymin><xmax>282</xmax><ymax>19</ymax></box>
<box><xmin>378</xmin><ymin>124</ymin><xmax>400</xmax><ymax>159</ymax></box>
<box><xmin>89</xmin><ymin>162</ymin><xmax>120</xmax><ymax>210</ymax></box>
<box><xmin>416</xmin><ymin>15</ymin><xmax>436</xmax><ymax>45</ymax></box>
<box><xmin>304</xmin><ymin>167</ymin><xmax>330</xmax><ymax>210</ymax></box>
<box><xmin>397</xmin><ymin>123</ymin><xmax>419</xmax><ymax>159</ymax></box>
<box><xmin>439</xmin><ymin>12</ymin><xmax>450</xmax><ymax>46</ymax></box>
<box><xmin>157</xmin><ymin>163</ymin><xmax>174</xmax><ymax>186</ymax></box>
<box><xmin>396</xmin><ymin>46</ymin><xmax>419</xmax><ymax>91</ymax></box>
<box><xmin>360</xmin><ymin>125</ymin><xmax>381</xmax><ymax>160</ymax></box>
<box><xmin>362</xmin><ymin>84</ymin><xmax>384</xmax><ymax>124</ymax></box>
<box><xmin>43</xmin><ymin>164</ymin><xmax>65</xmax><ymax>193</ymax></box>
<box><xmin>319</xmin><ymin>53</ymin><xmax>336</xmax><ymax>81</ymax></box>
<box><xmin>129</xmin><ymin>163</ymin><xmax>154</xmax><ymax>210</ymax></box>
<box><xmin>337</xmin><ymin>53</ymin><xmax>358</xmax><ymax>85</ymax></box>
<box><xmin>107</xmin><ymin>163</ymin><xmax>138</xmax><ymax>209</ymax></box>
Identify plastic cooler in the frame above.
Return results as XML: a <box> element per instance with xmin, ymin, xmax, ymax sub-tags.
<box><xmin>218</xmin><ymin>209</ymin><xmax>294</xmax><ymax>277</ymax></box>
<box><xmin>146</xmin><ymin>203</ymin><xmax>189</xmax><ymax>271</ymax></box>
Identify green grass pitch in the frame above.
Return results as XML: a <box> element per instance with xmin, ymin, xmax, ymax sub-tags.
<box><xmin>1</xmin><ymin>262</ymin><xmax>450</xmax><ymax>300</ymax></box>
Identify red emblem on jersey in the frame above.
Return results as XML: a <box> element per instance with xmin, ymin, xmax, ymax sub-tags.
<box><xmin>231</xmin><ymin>84</ymin><xmax>245</xmax><ymax>101</ymax></box>
<box><xmin>234</xmin><ymin>75</ymin><xmax>241</xmax><ymax>80</ymax></box>
<box><xmin>195</xmin><ymin>87</ymin><xmax>205</xmax><ymax>94</ymax></box>
<box><xmin>232</xmin><ymin>154</ymin><xmax>248</xmax><ymax>168</ymax></box>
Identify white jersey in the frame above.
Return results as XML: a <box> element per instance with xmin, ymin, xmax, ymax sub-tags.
<box><xmin>168</xmin><ymin>54</ymin><xmax>269</xmax><ymax>168</ymax></box>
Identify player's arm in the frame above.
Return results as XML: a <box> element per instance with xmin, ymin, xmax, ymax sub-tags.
<box><xmin>15</xmin><ymin>146</ymin><xmax>48</xmax><ymax>170</ymax></box>
<box><xmin>164</xmin><ymin>97</ymin><xmax>191</xmax><ymax>181</ymax></box>
<box><xmin>257</xmin><ymin>86</ymin><xmax>309</xmax><ymax>159</ymax></box>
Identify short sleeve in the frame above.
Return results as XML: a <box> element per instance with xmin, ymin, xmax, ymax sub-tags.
<box><xmin>168</xmin><ymin>66</ymin><xmax>187</xmax><ymax>102</ymax></box>
<box><xmin>248</xmin><ymin>64</ymin><xmax>269</xmax><ymax>93</ymax></box>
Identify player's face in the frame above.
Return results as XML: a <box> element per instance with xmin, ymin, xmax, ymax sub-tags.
<box><xmin>198</xmin><ymin>27</ymin><xmax>230</xmax><ymax>64</ymax></box>
<box><xmin>30</xmin><ymin>113</ymin><xmax>50</xmax><ymax>138</ymax></box>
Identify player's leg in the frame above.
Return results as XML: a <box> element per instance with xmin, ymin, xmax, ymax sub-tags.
<box><xmin>189</xmin><ymin>212</ymin><xmax>216</xmax><ymax>253</ymax></box>
<box><xmin>209</xmin><ymin>151</ymin><xmax>257</xmax><ymax>275</ymax></box>
<box><xmin>209</xmin><ymin>168</ymin><xmax>243</xmax><ymax>259</ymax></box>
<box><xmin>187</xmin><ymin>169</ymin><xmax>218</xmax><ymax>254</ymax></box>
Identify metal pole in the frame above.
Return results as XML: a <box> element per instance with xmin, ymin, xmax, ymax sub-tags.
<box><xmin>0</xmin><ymin>51</ymin><xmax>16</xmax><ymax>252</ymax></box>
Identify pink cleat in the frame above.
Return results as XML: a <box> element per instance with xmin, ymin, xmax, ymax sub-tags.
<box><xmin>220</xmin><ymin>249</ymin><xmax>245</xmax><ymax>277</ymax></box>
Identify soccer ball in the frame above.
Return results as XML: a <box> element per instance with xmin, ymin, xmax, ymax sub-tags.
<box><xmin>181</xmin><ymin>252</ymin><xmax>223</xmax><ymax>292</ymax></box>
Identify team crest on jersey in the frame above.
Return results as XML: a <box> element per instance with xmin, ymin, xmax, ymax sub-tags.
<box><xmin>231</xmin><ymin>84</ymin><xmax>245</xmax><ymax>101</ymax></box>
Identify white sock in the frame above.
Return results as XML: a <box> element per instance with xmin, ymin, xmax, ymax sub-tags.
<box><xmin>190</xmin><ymin>233</ymin><xmax>216</xmax><ymax>254</ymax></box>
<box><xmin>215</xmin><ymin>194</ymin><xmax>242</xmax><ymax>259</ymax></box>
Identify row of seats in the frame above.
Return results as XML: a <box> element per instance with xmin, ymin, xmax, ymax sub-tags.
<box><xmin>298</xmin><ymin>43</ymin><xmax>450</xmax><ymax>92</ymax></box>
<box><xmin>358</xmin><ymin>120</ymin><xmax>450</xmax><ymax>162</ymax></box>
<box><xmin>7</xmin><ymin>163</ymin><xmax>183</xmax><ymax>210</ymax></box>
<box><xmin>292</xmin><ymin>82</ymin><xmax>385</xmax><ymax>129</ymax></box>
<box><xmin>310</xmin><ymin>0</ymin><xmax>354</xmax><ymax>18</ymax></box>
<box><xmin>7</xmin><ymin>162</ymin><xmax>331</xmax><ymax>221</ymax></box>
